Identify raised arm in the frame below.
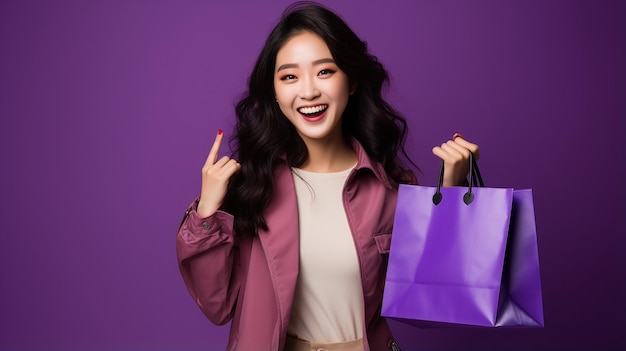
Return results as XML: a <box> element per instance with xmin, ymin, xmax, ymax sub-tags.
<box><xmin>176</xmin><ymin>130</ymin><xmax>242</xmax><ymax>325</ymax></box>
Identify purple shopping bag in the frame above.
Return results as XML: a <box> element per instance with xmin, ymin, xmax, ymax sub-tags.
<box><xmin>382</xmin><ymin>156</ymin><xmax>544</xmax><ymax>327</ymax></box>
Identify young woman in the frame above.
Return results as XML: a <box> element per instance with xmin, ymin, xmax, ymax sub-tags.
<box><xmin>176</xmin><ymin>2</ymin><xmax>479</xmax><ymax>350</ymax></box>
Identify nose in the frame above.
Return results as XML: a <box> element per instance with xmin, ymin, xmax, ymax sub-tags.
<box><xmin>298</xmin><ymin>76</ymin><xmax>320</xmax><ymax>100</ymax></box>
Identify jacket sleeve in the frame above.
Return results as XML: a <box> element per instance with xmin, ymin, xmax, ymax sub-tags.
<box><xmin>175</xmin><ymin>199</ymin><xmax>241</xmax><ymax>325</ymax></box>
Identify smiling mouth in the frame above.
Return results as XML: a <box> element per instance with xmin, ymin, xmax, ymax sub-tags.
<box><xmin>297</xmin><ymin>104</ymin><xmax>328</xmax><ymax>117</ymax></box>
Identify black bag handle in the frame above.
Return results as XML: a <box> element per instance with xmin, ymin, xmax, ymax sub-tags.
<box><xmin>433</xmin><ymin>152</ymin><xmax>484</xmax><ymax>206</ymax></box>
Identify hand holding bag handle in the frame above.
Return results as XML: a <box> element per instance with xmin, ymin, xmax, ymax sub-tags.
<box><xmin>432</xmin><ymin>152</ymin><xmax>484</xmax><ymax>206</ymax></box>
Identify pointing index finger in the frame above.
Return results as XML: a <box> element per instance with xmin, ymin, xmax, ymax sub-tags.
<box><xmin>204</xmin><ymin>129</ymin><xmax>224</xmax><ymax>167</ymax></box>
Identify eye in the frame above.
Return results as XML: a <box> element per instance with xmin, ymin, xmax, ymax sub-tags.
<box><xmin>280</xmin><ymin>74</ymin><xmax>296</xmax><ymax>81</ymax></box>
<box><xmin>318</xmin><ymin>69</ymin><xmax>335</xmax><ymax>76</ymax></box>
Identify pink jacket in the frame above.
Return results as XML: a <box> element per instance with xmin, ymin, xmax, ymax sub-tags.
<box><xmin>176</xmin><ymin>140</ymin><xmax>415</xmax><ymax>350</ymax></box>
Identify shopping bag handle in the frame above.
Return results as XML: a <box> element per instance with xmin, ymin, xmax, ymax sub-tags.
<box><xmin>433</xmin><ymin>151</ymin><xmax>484</xmax><ymax>206</ymax></box>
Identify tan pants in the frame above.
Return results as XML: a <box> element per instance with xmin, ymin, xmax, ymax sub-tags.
<box><xmin>285</xmin><ymin>335</ymin><xmax>364</xmax><ymax>351</ymax></box>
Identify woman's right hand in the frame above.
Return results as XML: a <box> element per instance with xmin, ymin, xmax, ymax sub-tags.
<box><xmin>196</xmin><ymin>130</ymin><xmax>241</xmax><ymax>218</ymax></box>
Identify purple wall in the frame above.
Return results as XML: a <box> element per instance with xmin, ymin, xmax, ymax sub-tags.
<box><xmin>1</xmin><ymin>0</ymin><xmax>624</xmax><ymax>350</ymax></box>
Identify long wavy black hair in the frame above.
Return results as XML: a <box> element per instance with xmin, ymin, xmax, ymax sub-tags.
<box><xmin>222</xmin><ymin>1</ymin><xmax>415</xmax><ymax>236</ymax></box>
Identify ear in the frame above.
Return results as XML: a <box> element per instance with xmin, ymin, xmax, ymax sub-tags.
<box><xmin>349</xmin><ymin>82</ymin><xmax>358</xmax><ymax>95</ymax></box>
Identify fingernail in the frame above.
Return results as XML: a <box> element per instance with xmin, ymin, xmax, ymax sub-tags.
<box><xmin>452</xmin><ymin>133</ymin><xmax>463</xmax><ymax>140</ymax></box>
<box><xmin>218</xmin><ymin>129</ymin><xmax>223</xmax><ymax>135</ymax></box>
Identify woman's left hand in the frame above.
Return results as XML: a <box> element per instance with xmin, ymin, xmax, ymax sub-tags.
<box><xmin>432</xmin><ymin>133</ymin><xmax>480</xmax><ymax>187</ymax></box>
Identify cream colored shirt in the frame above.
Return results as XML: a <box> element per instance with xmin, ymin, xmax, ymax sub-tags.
<box><xmin>287</xmin><ymin>166</ymin><xmax>364</xmax><ymax>343</ymax></box>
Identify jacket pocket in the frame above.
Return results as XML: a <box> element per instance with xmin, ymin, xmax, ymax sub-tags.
<box><xmin>372</xmin><ymin>232</ymin><xmax>392</xmax><ymax>254</ymax></box>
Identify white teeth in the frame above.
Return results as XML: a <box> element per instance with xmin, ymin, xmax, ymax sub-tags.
<box><xmin>298</xmin><ymin>105</ymin><xmax>328</xmax><ymax>115</ymax></box>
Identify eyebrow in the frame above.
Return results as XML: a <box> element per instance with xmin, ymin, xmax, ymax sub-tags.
<box><xmin>276</xmin><ymin>58</ymin><xmax>336</xmax><ymax>72</ymax></box>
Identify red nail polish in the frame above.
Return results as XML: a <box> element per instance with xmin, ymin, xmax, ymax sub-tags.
<box><xmin>218</xmin><ymin>129</ymin><xmax>223</xmax><ymax>135</ymax></box>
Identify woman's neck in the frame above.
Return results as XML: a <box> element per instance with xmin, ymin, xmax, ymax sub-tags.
<box><xmin>299</xmin><ymin>134</ymin><xmax>357</xmax><ymax>173</ymax></box>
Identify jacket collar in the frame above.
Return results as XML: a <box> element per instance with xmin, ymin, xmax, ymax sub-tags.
<box><xmin>350</xmin><ymin>138</ymin><xmax>393</xmax><ymax>189</ymax></box>
<box><xmin>277</xmin><ymin>137</ymin><xmax>393</xmax><ymax>189</ymax></box>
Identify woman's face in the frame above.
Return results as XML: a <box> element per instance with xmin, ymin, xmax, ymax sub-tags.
<box><xmin>274</xmin><ymin>31</ymin><xmax>351</xmax><ymax>144</ymax></box>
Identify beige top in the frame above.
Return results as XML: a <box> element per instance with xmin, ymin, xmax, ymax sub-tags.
<box><xmin>287</xmin><ymin>166</ymin><xmax>364</xmax><ymax>343</ymax></box>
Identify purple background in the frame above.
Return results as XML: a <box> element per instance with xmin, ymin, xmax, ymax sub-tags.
<box><xmin>1</xmin><ymin>0</ymin><xmax>624</xmax><ymax>350</ymax></box>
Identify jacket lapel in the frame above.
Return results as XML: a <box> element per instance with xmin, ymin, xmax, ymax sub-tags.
<box><xmin>257</xmin><ymin>162</ymin><xmax>300</xmax><ymax>348</ymax></box>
